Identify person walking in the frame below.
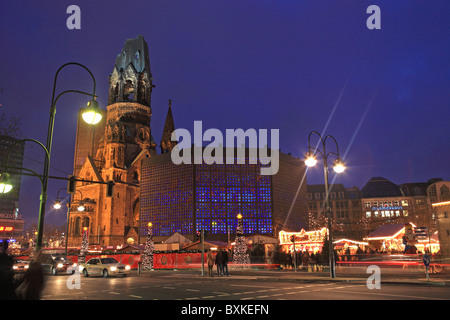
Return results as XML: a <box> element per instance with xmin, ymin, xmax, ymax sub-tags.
<box><xmin>0</xmin><ymin>241</ymin><xmax>17</xmax><ymax>299</ymax></box>
<box><xmin>215</xmin><ymin>250</ymin><xmax>223</xmax><ymax>276</ymax></box>
<box><xmin>222</xmin><ymin>249</ymin><xmax>230</xmax><ymax>276</ymax></box>
<box><xmin>20</xmin><ymin>250</ymin><xmax>44</xmax><ymax>300</ymax></box>
<box><xmin>207</xmin><ymin>250</ymin><xmax>215</xmax><ymax>277</ymax></box>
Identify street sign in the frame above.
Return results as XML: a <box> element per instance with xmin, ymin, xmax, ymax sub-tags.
<box><xmin>423</xmin><ymin>254</ymin><xmax>431</xmax><ymax>282</ymax></box>
<box><xmin>423</xmin><ymin>254</ymin><xmax>430</xmax><ymax>267</ymax></box>
<box><xmin>414</xmin><ymin>226</ymin><xmax>428</xmax><ymax>238</ymax></box>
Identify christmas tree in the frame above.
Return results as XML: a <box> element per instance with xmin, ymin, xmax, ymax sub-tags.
<box><xmin>142</xmin><ymin>222</ymin><xmax>154</xmax><ymax>270</ymax></box>
<box><xmin>232</xmin><ymin>214</ymin><xmax>250</xmax><ymax>268</ymax></box>
<box><xmin>79</xmin><ymin>227</ymin><xmax>89</xmax><ymax>264</ymax></box>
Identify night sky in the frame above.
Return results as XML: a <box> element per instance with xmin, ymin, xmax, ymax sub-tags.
<box><xmin>1</xmin><ymin>1</ymin><xmax>449</xmax><ymax>228</ymax></box>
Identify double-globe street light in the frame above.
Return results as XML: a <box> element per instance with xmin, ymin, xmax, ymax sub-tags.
<box><xmin>0</xmin><ymin>62</ymin><xmax>102</xmax><ymax>253</ymax></box>
<box><xmin>305</xmin><ymin>130</ymin><xmax>345</xmax><ymax>278</ymax></box>
<box><xmin>53</xmin><ymin>187</ymin><xmax>85</xmax><ymax>259</ymax></box>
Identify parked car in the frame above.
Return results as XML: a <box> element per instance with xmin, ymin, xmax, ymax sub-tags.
<box><xmin>13</xmin><ymin>260</ymin><xmax>30</xmax><ymax>273</ymax></box>
<box><xmin>79</xmin><ymin>257</ymin><xmax>130</xmax><ymax>278</ymax></box>
<box><xmin>41</xmin><ymin>254</ymin><xmax>75</xmax><ymax>275</ymax></box>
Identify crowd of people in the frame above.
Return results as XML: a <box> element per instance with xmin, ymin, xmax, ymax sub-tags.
<box><xmin>207</xmin><ymin>249</ymin><xmax>230</xmax><ymax>277</ymax></box>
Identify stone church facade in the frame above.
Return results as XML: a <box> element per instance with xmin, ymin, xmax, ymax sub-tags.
<box><xmin>68</xmin><ymin>35</ymin><xmax>175</xmax><ymax>247</ymax></box>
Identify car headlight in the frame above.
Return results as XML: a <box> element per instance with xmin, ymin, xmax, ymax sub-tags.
<box><xmin>25</xmin><ymin>264</ymin><xmax>29</xmax><ymax>269</ymax></box>
<box><xmin>125</xmin><ymin>265</ymin><xmax>130</xmax><ymax>270</ymax></box>
<box><xmin>110</xmin><ymin>266</ymin><xmax>117</xmax><ymax>272</ymax></box>
<box><xmin>57</xmin><ymin>263</ymin><xmax>64</xmax><ymax>268</ymax></box>
<box><xmin>79</xmin><ymin>265</ymin><xmax>84</xmax><ymax>272</ymax></box>
<box><xmin>13</xmin><ymin>265</ymin><xmax>18</xmax><ymax>270</ymax></box>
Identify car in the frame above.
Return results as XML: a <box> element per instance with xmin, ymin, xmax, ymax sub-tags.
<box><xmin>41</xmin><ymin>254</ymin><xmax>75</xmax><ymax>275</ymax></box>
<box><xmin>79</xmin><ymin>257</ymin><xmax>130</xmax><ymax>278</ymax></box>
<box><xmin>13</xmin><ymin>260</ymin><xmax>30</xmax><ymax>273</ymax></box>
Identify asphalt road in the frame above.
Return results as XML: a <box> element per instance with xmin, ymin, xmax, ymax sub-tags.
<box><xmin>38</xmin><ymin>271</ymin><xmax>450</xmax><ymax>301</ymax></box>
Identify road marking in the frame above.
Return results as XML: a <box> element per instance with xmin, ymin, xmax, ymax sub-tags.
<box><xmin>130</xmin><ymin>295</ymin><xmax>142</xmax><ymax>299</ymax></box>
<box><xmin>230</xmin><ymin>284</ymin><xmax>275</xmax><ymax>288</ymax></box>
<box><xmin>163</xmin><ymin>286</ymin><xmax>175</xmax><ymax>289</ymax></box>
<box><xmin>186</xmin><ymin>289</ymin><xmax>200</xmax><ymax>292</ymax></box>
<box><xmin>109</xmin><ymin>292</ymin><xmax>120</xmax><ymax>295</ymax></box>
<box><xmin>202</xmin><ymin>296</ymin><xmax>215</xmax><ymax>299</ymax></box>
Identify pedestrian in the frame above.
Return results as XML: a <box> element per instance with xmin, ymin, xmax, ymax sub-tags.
<box><xmin>0</xmin><ymin>241</ymin><xmax>17</xmax><ymax>299</ymax></box>
<box><xmin>302</xmin><ymin>250</ymin><xmax>310</xmax><ymax>271</ymax></box>
<box><xmin>20</xmin><ymin>250</ymin><xmax>44</xmax><ymax>300</ymax></box>
<box><xmin>215</xmin><ymin>250</ymin><xmax>223</xmax><ymax>276</ymax></box>
<box><xmin>207</xmin><ymin>250</ymin><xmax>214</xmax><ymax>277</ymax></box>
<box><xmin>222</xmin><ymin>249</ymin><xmax>230</xmax><ymax>276</ymax></box>
<box><xmin>310</xmin><ymin>253</ymin><xmax>316</xmax><ymax>272</ymax></box>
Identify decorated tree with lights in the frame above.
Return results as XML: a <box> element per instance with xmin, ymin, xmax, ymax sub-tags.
<box><xmin>232</xmin><ymin>214</ymin><xmax>250</xmax><ymax>268</ymax></box>
<box><xmin>142</xmin><ymin>222</ymin><xmax>154</xmax><ymax>270</ymax></box>
<box><xmin>79</xmin><ymin>227</ymin><xmax>89</xmax><ymax>264</ymax></box>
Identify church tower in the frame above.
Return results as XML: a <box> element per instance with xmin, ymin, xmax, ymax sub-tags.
<box><xmin>70</xmin><ymin>36</ymin><xmax>157</xmax><ymax>247</ymax></box>
<box><xmin>160</xmin><ymin>99</ymin><xmax>177</xmax><ymax>153</ymax></box>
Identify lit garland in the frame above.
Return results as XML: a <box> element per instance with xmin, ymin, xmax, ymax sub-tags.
<box><xmin>79</xmin><ymin>227</ymin><xmax>89</xmax><ymax>263</ymax></box>
<box><xmin>232</xmin><ymin>214</ymin><xmax>250</xmax><ymax>268</ymax></box>
<box><xmin>142</xmin><ymin>222</ymin><xmax>154</xmax><ymax>270</ymax></box>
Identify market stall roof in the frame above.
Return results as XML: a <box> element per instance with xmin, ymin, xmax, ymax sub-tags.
<box><xmin>366</xmin><ymin>222</ymin><xmax>417</xmax><ymax>240</ymax></box>
<box><xmin>333</xmin><ymin>239</ymin><xmax>369</xmax><ymax>246</ymax></box>
<box><xmin>182</xmin><ymin>240</ymin><xmax>229</xmax><ymax>250</ymax></box>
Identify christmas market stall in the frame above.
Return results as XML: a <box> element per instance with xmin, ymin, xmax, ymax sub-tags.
<box><xmin>278</xmin><ymin>228</ymin><xmax>328</xmax><ymax>254</ymax></box>
<box><xmin>365</xmin><ymin>222</ymin><xmax>440</xmax><ymax>254</ymax></box>
<box><xmin>333</xmin><ymin>239</ymin><xmax>369</xmax><ymax>255</ymax></box>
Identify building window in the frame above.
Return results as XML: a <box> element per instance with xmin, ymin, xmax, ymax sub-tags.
<box><xmin>366</xmin><ymin>211</ymin><xmax>371</xmax><ymax>218</ymax></box>
<box><xmin>401</xmin><ymin>200</ymin><xmax>409</xmax><ymax>206</ymax></box>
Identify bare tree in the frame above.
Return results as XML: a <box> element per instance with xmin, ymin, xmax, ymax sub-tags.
<box><xmin>0</xmin><ymin>111</ymin><xmax>22</xmax><ymax>137</ymax></box>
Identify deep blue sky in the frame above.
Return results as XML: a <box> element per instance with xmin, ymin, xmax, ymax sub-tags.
<box><xmin>1</xmin><ymin>1</ymin><xmax>449</xmax><ymax>228</ymax></box>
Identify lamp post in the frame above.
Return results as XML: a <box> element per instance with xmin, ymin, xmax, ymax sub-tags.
<box><xmin>305</xmin><ymin>131</ymin><xmax>345</xmax><ymax>278</ymax></box>
<box><xmin>54</xmin><ymin>188</ymin><xmax>84</xmax><ymax>259</ymax></box>
<box><xmin>36</xmin><ymin>62</ymin><xmax>102</xmax><ymax>253</ymax></box>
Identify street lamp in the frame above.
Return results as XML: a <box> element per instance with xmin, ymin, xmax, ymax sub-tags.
<box><xmin>36</xmin><ymin>62</ymin><xmax>101</xmax><ymax>253</ymax></box>
<box><xmin>53</xmin><ymin>188</ymin><xmax>84</xmax><ymax>259</ymax></box>
<box><xmin>0</xmin><ymin>173</ymin><xmax>13</xmax><ymax>194</ymax></box>
<box><xmin>305</xmin><ymin>130</ymin><xmax>345</xmax><ymax>278</ymax></box>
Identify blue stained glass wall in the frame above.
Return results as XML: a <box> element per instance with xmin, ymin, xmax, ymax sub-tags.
<box><xmin>141</xmin><ymin>153</ymin><xmax>274</xmax><ymax>240</ymax></box>
<box><xmin>195</xmin><ymin>159</ymin><xmax>273</xmax><ymax>235</ymax></box>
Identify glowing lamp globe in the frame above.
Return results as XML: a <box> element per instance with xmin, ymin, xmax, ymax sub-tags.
<box><xmin>333</xmin><ymin>158</ymin><xmax>345</xmax><ymax>173</ymax></box>
<box><xmin>82</xmin><ymin>99</ymin><xmax>102</xmax><ymax>125</ymax></box>
<box><xmin>304</xmin><ymin>152</ymin><xmax>317</xmax><ymax>167</ymax></box>
<box><xmin>53</xmin><ymin>200</ymin><xmax>62</xmax><ymax>209</ymax></box>
<box><xmin>0</xmin><ymin>173</ymin><xmax>13</xmax><ymax>194</ymax></box>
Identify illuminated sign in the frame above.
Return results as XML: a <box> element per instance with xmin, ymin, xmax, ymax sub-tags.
<box><xmin>371</xmin><ymin>206</ymin><xmax>403</xmax><ymax>211</ymax></box>
<box><xmin>0</xmin><ymin>226</ymin><xmax>14</xmax><ymax>232</ymax></box>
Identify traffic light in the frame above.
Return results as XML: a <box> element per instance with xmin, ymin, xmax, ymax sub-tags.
<box><xmin>196</xmin><ymin>230</ymin><xmax>201</xmax><ymax>242</ymax></box>
<box><xmin>290</xmin><ymin>235</ymin><xmax>295</xmax><ymax>243</ymax></box>
<box><xmin>67</xmin><ymin>175</ymin><xmax>76</xmax><ymax>193</ymax></box>
<box><xmin>106</xmin><ymin>180</ymin><xmax>115</xmax><ymax>197</ymax></box>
